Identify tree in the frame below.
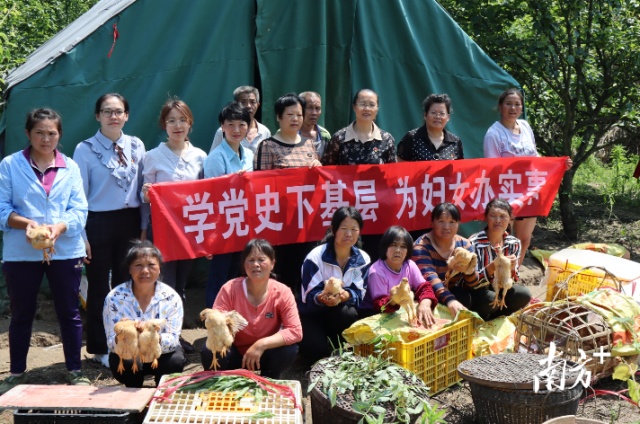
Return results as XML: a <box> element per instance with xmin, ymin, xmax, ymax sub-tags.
<box><xmin>0</xmin><ymin>0</ymin><xmax>99</xmax><ymax>98</ymax></box>
<box><xmin>439</xmin><ymin>0</ymin><xmax>640</xmax><ymax>239</ymax></box>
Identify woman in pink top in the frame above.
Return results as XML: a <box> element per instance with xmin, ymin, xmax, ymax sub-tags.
<box><xmin>199</xmin><ymin>239</ymin><xmax>302</xmax><ymax>379</ymax></box>
<box><xmin>360</xmin><ymin>226</ymin><xmax>437</xmax><ymax>327</ymax></box>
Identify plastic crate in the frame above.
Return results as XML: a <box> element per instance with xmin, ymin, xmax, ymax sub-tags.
<box><xmin>144</xmin><ymin>375</ymin><xmax>302</xmax><ymax>424</ymax></box>
<box><xmin>354</xmin><ymin>318</ymin><xmax>473</xmax><ymax>395</ymax></box>
<box><xmin>545</xmin><ymin>262</ymin><xmax>612</xmax><ymax>302</ymax></box>
<box><xmin>14</xmin><ymin>409</ymin><xmax>138</xmax><ymax>424</ymax></box>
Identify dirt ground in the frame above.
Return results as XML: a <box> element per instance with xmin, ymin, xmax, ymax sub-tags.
<box><xmin>0</xmin><ymin>204</ymin><xmax>639</xmax><ymax>423</ymax></box>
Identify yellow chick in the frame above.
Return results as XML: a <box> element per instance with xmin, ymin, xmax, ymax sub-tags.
<box><xmin>137</xmin><ymin>319</ymin><xmax>166</xmax><ymax>369</ymax></box>
<box><xmin>26</xmin><ymin>224</ymin><xmax>56</xmax><ymax>264</ymax></box>
<box><xmin>200</xmin><ymin>309</ymin><xmax>248</xmax><ymax>370</ymax></box>
<box><xmin>390</xmin><ymin>278</ymin><xmax>417</xmax><ymax>326</ymax></box>
<box><xmin>114</xmin><ymin>320</ymin><xmax>139</xmax><ymax>374</ymax></box>
<box><xmin>444</xmin><ymin>247</ymin><xmax>477</xmax><ymax>286</ymax></box>
<box><xmin>490</xmin><ymin>244</ymin><xmax>513</xmax><ymax>309</ymax></box>
<box><xmin>321</xmin><ymin>277</ymin><xmax>343</xmax><ymax>300</ymax></box>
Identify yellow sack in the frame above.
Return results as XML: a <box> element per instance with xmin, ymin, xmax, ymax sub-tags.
<box><xmin>343</xmin><ymin>304</ymin><xmax>483</xmax><ymax>345</ymax></box>
<box><xmin>568</xmin><ymin>243</ymin><xmax>628</xmax><ymax>258</ymax></box>
<box><xmin>574</xmin><ymin>290</ymin><xmax>640</xmax><ymax>356</ymax></box>
<box><xmin>471</xmin><ymin>316</ymin><xmax>518</xmax><ymax>357</ymax></box>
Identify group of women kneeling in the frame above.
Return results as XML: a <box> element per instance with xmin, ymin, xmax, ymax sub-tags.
<box><xmin>91</xmin><ymin>197</ymin><xmax>534</xmax><ymax>387</ymax></box>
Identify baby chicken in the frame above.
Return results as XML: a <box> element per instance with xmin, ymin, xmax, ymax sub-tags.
<box><xmin>200</xmin><ymin>309</ymin><xmax>248</xmax><ymax>370</ymax></box>
<box><xmin>138</xmin><ymin>319</ymin><xmax>166</xmax><ymax>369</ymax></box>
<box><xmin>490</xmin><ymin>243</ymin><xmax>513</xmax><ymax>310</ymax></box>
<box><xmin>321</xmin><ymin>277</ymin><xmax>343</xmax><ymax>301</ymax></box>
<box><xmin>26</xmin><ymin>224</ymin><xmax>56</xmax><ymax>264</ymax></box>
<box><xmin>114</xmin><ymin>320</ymin><xmax>139</xmax><ymax>374</ymax></box>
<box><xmin>444</xmin><ymin>247</ymin><xmax>477</xmax><ymax>285</ymax></box>
<box><xmin>390</xmin><ymin>278</ymin><xmax>417</xmax><ymax>326</ymax></box>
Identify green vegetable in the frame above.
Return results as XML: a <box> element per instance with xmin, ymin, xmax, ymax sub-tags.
<box><xmin>242</xmin><ymin>411</ymin><xmax>276</xmax><ymax>421</ymax></box>
<box><xmin>174</xmin><ymin>374</ymin><xmax>270</xmax><ymax>403</ymax></box>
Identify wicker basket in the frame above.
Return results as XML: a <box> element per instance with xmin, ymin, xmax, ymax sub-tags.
<box><xmin>515</xmin><ymin>301</ymin><xmax>617</xmax><ymax>382</ymax></box>
<box><xmin>469</xmin><ymin>382</ymin><xmax>583</xmax><ymax>424</ymax></box>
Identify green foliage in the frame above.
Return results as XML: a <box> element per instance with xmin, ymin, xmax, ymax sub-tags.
<box><xmin>308</xmin><ymin>351</ymin><xmax>430</xmax><ymax>424</ymax></box>
<box><xmin>439</xmin><ymin>0</ymin><xmax>640</xmax><ymax>238</ymax></box>
<box><xmin>0</xmin><ymin>0</ymin><xmax>98</xmax><ymax>94</ymax></box>
<box><xmin>573</xmin><ymin>146</ymin><xmax>640</xmax><ymax>206</ymax></box>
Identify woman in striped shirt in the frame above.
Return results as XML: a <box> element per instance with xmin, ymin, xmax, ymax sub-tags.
<box><xmin>468</xmin><ymin>199</ymin><xmax>531</xmax><ymax>320</ymax></box>
<box><xmin>411</xmin><ymin>203</ymin><xmax>479</xmax><ymax>318</ymax></box>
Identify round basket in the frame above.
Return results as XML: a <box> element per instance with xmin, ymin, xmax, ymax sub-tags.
<box><xmin>458</xmin><ymin>354</ymin><xmax>585</xmax><ymax>424</ymax></box>
<box><xmin>468</xmin><ymin>382</ymin><xmax>583</xmax><ymax>424</ymax></box>
<box><xmin>309</xmin><ymin>356</ymin><xmax>427</xmax><ymax>424</ymax></box>
<box><xmin>515</xmin><ymin>301</ymin><xmax>616</xmax><ymax>382</ymax></box>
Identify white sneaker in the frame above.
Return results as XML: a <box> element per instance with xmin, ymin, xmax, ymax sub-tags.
<box><xmin>92</xmin><ymin>354</ymin><xmax>110</xmax><ymax>368</ymax></box>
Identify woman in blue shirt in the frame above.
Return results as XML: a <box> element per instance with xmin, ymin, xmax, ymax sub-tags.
<box><xmin>73</xmin><ymin>93</ymin><xmax>149</xmax><ymax>368</ymax></box>
<box><xmin>0</xmin><ymin>109</ymin><xmax>89</xmax><ymax>394</ymax></box>
<box><xmin>203</xmin><ymin>103</ymin><xmax>253</xmax><ymax>307</ymax></box>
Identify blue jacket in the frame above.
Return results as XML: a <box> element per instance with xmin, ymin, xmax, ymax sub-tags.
<box><xmin>0</xmin><ymin>151</ymin><xmax>88</xmax><ymax>261</ymax></box>
<box><xmin>300</xmin><ymin>243</ymin><xmax>371</xmax><ymax>310</ymax></box>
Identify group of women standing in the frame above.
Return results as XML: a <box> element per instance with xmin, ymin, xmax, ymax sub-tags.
<box><xmin>0</xmin><ymin>85</ymin><xmax>565</xmax><ymax>393</ymax></box>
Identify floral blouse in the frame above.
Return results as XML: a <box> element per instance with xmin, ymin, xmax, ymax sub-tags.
<box><xmin>321</xmin><ymin>122</ymin><xmax>397</xmax><ymax>165</ymax></box>
<box><xmin>103</xmin><ymin>280</ymin><xmax>183</xmax><ymax>354</ymax></box>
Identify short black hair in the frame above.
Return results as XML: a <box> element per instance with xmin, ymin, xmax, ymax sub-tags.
<box><xmin>25</xmin><ymin>108</ymin><xmax>62</xmax><ymax>133</ymax></box>
<box><xmin>432</xmin><ymin>202</ymin><xmax>461</xmax><ymax>222</ymax></box>
<box><xmin>239</xmin><ymin>239</ymin><xmax>277</xmax><ymax>279</ymax></box>
<box><xmin>274</xmin><ymin>92</ymin><xmax>306</xmax><ymax>119</ymax></box>
<box><xmin>423</xmin><ymin>93</ymin><xmax>452</xmax><ymax>115</ymax></box>
<box><xmin>218</xmin><ymin>102</ymin><xmax>251</xmax><ymax>126</ymax></box>
<box><xmin>379</xmin><ymin>226</ymin><xmax>413</xmax><ymax>261</ymax></box>
<box><xmin>352</xmin><ymin>88</ymin><xmax>379</xmax><ymax>105</ymax></box>
<box><xmin>95</xmin><ymin>92</ymin><xmax>129</xmax><ymax>116</ymax></box>
<box><xmin>123</xmin><ymin>239</ymin><xmax>164</xmax><ymax>270</ymax></box>
<box><xmin>484</xmin><ymin>198</ymin><xmax>513</xmax><ymax>219</ymax></box>
<box><xmin>321</xmin><ymin>206</ymin><xmax>364</xmax><ymax>246</ymax></box>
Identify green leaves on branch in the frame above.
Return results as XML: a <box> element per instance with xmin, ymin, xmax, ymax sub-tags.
<box><xmin>439</xmin><ymin>0</ymin><xmax>640</xmax><ymax>239</ymax></box>
<box><xmin>0</xmin><ymin>0</ymin><xmax>98</xmax><ymax>99</ymax></box>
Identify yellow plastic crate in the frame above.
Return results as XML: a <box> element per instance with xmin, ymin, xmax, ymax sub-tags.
<box><xmin>353</xmin><ymin>318</ymin><xmax>473</xmax><ymax>395</ymax></box>
<box><xmin>545</xmin><ymin>262</ymin><xmax>613</xmax><ymax>302</ymax></box>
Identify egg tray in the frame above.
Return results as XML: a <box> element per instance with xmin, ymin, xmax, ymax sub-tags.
<box><xmin>143</xmin><ymin>375</ymin><xmax>302</xmax><ymax>424</ymax></box>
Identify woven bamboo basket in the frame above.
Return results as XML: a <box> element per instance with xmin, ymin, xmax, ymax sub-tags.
<box><xmin>516</xmin><ymin>301</ymin><xmax>617</xmax><ymax>382</ymax></box>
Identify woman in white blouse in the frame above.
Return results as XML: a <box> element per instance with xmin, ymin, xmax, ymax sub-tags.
<box><xmin>483</xmin><ymin>88</ymin><xmax>572</xmax><ymax>266</ymax></box>
<box><xmin>142</xmin><ymin>98</ymin><xmax>206</xmax><ymax>340</ymax></box>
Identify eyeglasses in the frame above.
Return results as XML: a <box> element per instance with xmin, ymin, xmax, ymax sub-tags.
<box><xmin>428</xmin><ymin>112</ymin><xmax>449</xmax><ymax>118</ymax></box>
<box><xmin>166</xmin><ymin>119</ymin><xmax>189</xmax><ymax>126</ymax></box>
<box><xmin>356</xmin><ymin>103</ymin><xmax>378</xmax><ymax>109</ymax></box>
<box><xmin>100</xmin><ymin>109</ymin><xmax>125</xmax><ymax>117</ymax></box>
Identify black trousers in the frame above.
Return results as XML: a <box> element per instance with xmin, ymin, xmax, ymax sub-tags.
<box><xmin>273</xmin><ymin>242</ymin><xmax>315</xmax><ymax>294</ymax></box>
<box><xmin>298</xmin><ymin>301</ymin><xmax>359</xmax><ymax>363</ymax></box>
<box><xmin>199</xmin><ymin>343</ymin><xmax>298</xmax><ymax>379</ymax></box>
<box><xmin>109</xmin><ymin>346</ymin><xmax>185</xmax><ymax>387</ymax></box>
<box><xmin>450</xmin><ymin>284</ymin><xmax>532</xmax><ymax>321</ymax></box>
<box><xmin>360</xmin><ymin>234</ymin><xmax>383</xmax><ymax>263</ymax></box>
<box><xmin>85</xmin><ymin>208</ymin><xmax>141</xmax><ymax>354</ymax></box>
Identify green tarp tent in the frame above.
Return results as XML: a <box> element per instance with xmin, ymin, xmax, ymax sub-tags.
<box><xmin>1</xmin><ymin>0</ymin><xmax>518</xmax><ymax>159</ymax></box>
<box><xmin>0</xmin><ymin>0</ymin><xmax>520</xmax><ymax>299</ymax></box>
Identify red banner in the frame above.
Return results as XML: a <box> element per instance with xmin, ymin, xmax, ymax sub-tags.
<box><xmin>149</xmin><ymin>157</ymin><xmax>567</xmax><ymax>261</ymax></box>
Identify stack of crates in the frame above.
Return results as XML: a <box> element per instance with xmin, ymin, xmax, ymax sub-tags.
<box><xmin>144</xmin><ymin>376</ymin><xmax>302</xmax><ymax>424</ymax></box>
<box><xmin>354</xmin><ymin>318</ymin><xmax>474</xmax><ymax>395</ymax></box>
